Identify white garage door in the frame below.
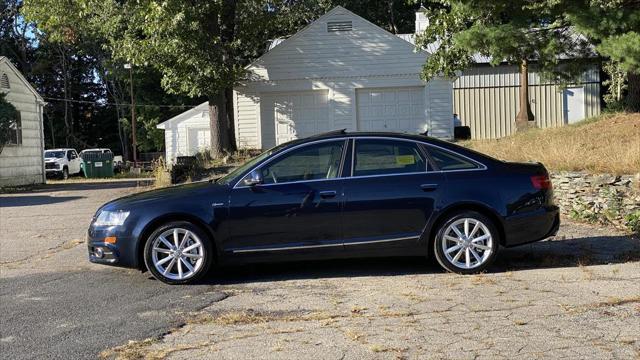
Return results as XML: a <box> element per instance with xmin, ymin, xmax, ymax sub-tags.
<box><xmin>273</xmin><ymin>91</ymin><xmax>330</xmax><ymax>145</ymax></box>
<box><xmin>357</xmin><ymin>87</ymin><xmax>426</xmax><ymax>133</ymax></box>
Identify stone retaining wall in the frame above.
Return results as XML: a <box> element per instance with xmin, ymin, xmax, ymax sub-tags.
<box><xmin>551</xmin><ymin>172</ymin><xmax>640</xmax><ymax>232</ymax></box>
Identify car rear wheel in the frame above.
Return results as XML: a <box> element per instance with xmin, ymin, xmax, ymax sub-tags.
<box><xmin>433</xmin><ymin>211</ymin><xmax>499</xmax><ymax>274</ymax></box>
<box><xmin>143</xmin><ymin>221</ymin><xmax>213</xmax><ymax>285</ymax></box>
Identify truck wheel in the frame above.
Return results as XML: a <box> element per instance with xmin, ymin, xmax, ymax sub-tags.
<box><xmin>61</xmin><ymin>168</ymin><xmax>69</xmax><ymax>180</ymax></box>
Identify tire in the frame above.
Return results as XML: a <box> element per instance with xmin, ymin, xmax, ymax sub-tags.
<box><xmin>433</xmin><ymin>211</ymin><xmax>499</xmax><ymax>274</ymax></box>
<box><xmin>143</xmin><ymin>221</ymin><xmax>213</xmax><ymax>285</ymax></box>
<box><xmin>61</xmin><ymin>168</ymin><xmax>69</xmax><ymax>180</ymax></box>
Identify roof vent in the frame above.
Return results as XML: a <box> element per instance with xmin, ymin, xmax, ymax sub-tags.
<box><xmin>327</xmin><ymin>21</ymin><xmax>352</xmax><ymax>32</ymax></box>
<box><xmin>0</xmin><ymin>73</ymin><xmax>9</xmax><ymax>89</ymax></box>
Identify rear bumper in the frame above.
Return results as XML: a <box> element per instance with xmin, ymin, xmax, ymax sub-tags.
<box><xmin>503</xmin><ymin>206</ymin><xmax>560</xmax><ymax>247</ymax></box>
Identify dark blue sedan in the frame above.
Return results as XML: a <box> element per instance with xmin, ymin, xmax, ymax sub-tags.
<box><xmin>88</xmin><ymin>131</ymin><xmax>559</xmax><ymax>284</ymax></box>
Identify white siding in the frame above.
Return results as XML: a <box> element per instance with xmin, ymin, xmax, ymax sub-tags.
<box><xmin>234</xmin><ymin>91</ymin><xmax>260</xmax><ymax>149</ymax></box>
<box><xmin>426</xmin><ymin>77</ymin><xmax>454</xmax><ymax>139</ymax></box>
<box><xmin>0</xmin><ymin>59</ymin><xmax>45</xmax><ymax>187</ymax></box>
<box><xmin>247</xmin><ymin>8</ymin><xmax>426</xmax><ymax>81</ymax></box>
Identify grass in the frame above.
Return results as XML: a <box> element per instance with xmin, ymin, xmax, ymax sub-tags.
<box><xmin>461</xmin><ymin>112</ymin><xmax>640</xmax><ymax>175</ymax></box>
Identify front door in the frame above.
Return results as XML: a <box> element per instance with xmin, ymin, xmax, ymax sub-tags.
<box><xmin>341</xmin><ymin>138</ymin><xmax>444</xmax><ymax>251</ymax></box>
<box><xmin>225</xmin><ymin>140</ymin><xmax>347</xmax><ymax>255</ymax></box>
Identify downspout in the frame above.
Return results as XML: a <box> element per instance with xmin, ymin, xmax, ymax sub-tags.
<box><xmin>38</xmin><ymin>96</ymin><xmax>46</xmax><ymax>184</ymax></box>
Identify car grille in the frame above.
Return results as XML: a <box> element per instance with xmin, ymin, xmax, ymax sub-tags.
<box><xmin>45</xmin><ymin>163</ymin><xmax>58</xmax><ymax>169</ymax></box>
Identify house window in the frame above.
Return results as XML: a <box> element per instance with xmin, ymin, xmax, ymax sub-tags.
<box><xmin>7</xmin><ymin>111</ymin><xmax>22</xmax><ymax>145</ymax></box>
<box><xmin>0</xmin><ymin>73</ymin><xmax>9</xmax><ymax>89</ymax></box>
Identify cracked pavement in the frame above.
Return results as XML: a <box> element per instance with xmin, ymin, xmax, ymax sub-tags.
<box><xmin>1</xmin><ymin>182</ymin><xmax>639</xmax><ymax>359</ymax></box>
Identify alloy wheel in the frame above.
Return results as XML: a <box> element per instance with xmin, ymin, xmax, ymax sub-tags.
<box><xmin>441</xmin><ymin>218</ymin><xmax>493</xmax><ymax>270</ymax></box>
<box><xmin>151</xmin><ymin>228</ymin><xmax>205</xmax><ymax>281</ymax></box>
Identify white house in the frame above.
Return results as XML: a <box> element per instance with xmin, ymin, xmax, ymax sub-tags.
<box><xmin>0</xmin><ymin>56</ymin><xmax>46</xmax><ymax>187</ymax></box>
<box><xmin>158</xmin><ymin>6</ymin><xmax>453</xmax><ymax>162</ymax></box>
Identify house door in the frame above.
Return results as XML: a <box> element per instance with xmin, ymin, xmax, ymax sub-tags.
<box><xmin>563</xmin><ymin>87</ymin><xmax>585</xmax><ymax>124</ymax></box>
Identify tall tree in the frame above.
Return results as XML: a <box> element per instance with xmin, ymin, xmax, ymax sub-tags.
<box><xmin>415</xmin><ymin>1</ymin><xmax>591</xmax><ymax>130</ymax></box>
<box><xmin>558</xmin><ymin>0</ymin><xmax>640</xmax><ymax>111</ymax></box>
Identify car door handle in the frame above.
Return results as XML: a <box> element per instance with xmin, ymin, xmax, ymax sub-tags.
<box><xmin>420</xmin><ymin>184</ymin><xmax>439</xmax><ymax>192</ymax></box>
<box><xmin>319</xmin><ymin>190</ymin><xmax>337</xmax><ymax>199</ymax></box>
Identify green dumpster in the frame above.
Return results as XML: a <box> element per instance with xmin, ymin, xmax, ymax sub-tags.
<box><xmin>81</xmin><ymin>152</ymin><xmax>114</xmax><ymax>178</ymax></box>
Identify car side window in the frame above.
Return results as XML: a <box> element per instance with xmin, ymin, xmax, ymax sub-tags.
<box><xmin>260</xmin><ymin>141</ymin><xmax>345</xmax><ymax>185</ymax></box>
<box><xmin>353</xmin><ymin>139</ymin><xmax>426</xmax><ymax>177</ymax></box>
<box><xmin>426</xmin><ymin>146</ymin><xmax>479</xmax><ymax>171</ymax></box>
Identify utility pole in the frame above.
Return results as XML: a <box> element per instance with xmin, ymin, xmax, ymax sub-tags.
<box><xmin>124</xmin><ymin>63</ymin><xmax>137</xmax><ymax>166</ymax></box>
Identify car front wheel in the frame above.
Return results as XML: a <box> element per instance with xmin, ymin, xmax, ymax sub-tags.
<box><xmin>143</xmin><ymin>221</ymin><xmax>213</xmax><ymax>285</ymax></box>
<box><xmin>433</xmin><ymin>211</ymin><xmax>499</xmax><ymax>274</ymax></box>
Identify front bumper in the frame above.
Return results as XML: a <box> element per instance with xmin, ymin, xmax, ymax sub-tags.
<box><xmin>503</xmin><ymin>205</ymin><xmax>560</xmax><ymax>247</ymax></box>
<box><xmin>45</xmin><ymin>169</ymin><xmax>63</xmax><ymax>177</ymax></box>
<box><xmin>87</xmin><ymin>226</ymin><xmax>139</xmax><ymax>268</ymax></box>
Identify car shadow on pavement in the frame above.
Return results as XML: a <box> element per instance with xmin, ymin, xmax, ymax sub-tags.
<box><xmin>0</xmin><ymin>195</ymin><xmax>85</xmax><ymax>207</ymax></box>
<box><xmin>196</xmin><ymin>234</ymin><xmax>639</xmax><ymax>285</ymax></box>
<box><xmin>494</xmin><ymin>234</ymin><xmax>640</xmax><ymax>271</ymax></box>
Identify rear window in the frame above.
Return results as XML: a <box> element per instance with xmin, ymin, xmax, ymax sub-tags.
<box><xmin>426</xmin><ymin>146</ymin><xmax>479</xmax><ymax>171</ymax></box>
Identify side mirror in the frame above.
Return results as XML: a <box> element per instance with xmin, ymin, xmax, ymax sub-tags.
<box><xmin>242</xmin><ymin>170</ymin><xmax>262</xmax><ymax>187</ymax></box>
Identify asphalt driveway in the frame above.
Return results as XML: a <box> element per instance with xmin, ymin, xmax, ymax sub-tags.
<box><xmin>0</xmin><ymin>182</ymin><xmax>638</xmax><ymax>359</ymax></box>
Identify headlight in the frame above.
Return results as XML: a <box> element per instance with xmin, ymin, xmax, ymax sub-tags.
<box><xmin>94</xmin><ymin>210</ymin><xmax>130</xmax><ymax>226</ymax></box>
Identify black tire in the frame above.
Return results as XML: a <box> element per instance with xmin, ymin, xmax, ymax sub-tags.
<box><xmin>143</xmin><ymin>221</ymin><xmax>214</xmax><ymax>285</ymax></box>
<box><xmin>61</xmin><ymin>168</ymin><xmax>69</xmax><ymax>180</ymax></box>
<box><xmin>433</xmin><ymin>211</ymin><xmax>499</xmax><ymax>274</ymax></box>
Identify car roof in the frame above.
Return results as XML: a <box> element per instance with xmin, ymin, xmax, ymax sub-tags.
<box><xmin>45</xmin><ymin>148</ymin><xmax>74</xmax><ymax>151</ymax></box>
<box><xmin>281</xmin><ymin>131</ymin><xmax>456</xmax><ymax>150</ymax></box>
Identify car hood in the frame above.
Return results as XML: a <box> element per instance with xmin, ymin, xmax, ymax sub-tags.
<box><xmin>45</xmin><ymin>158</ymin><xmax>62</xmax><ymax>162</ymax></box>
<box><xmin>100</xmin><ymin>181</ymin><xmax>229</xmax><ymax>211</ymax></box>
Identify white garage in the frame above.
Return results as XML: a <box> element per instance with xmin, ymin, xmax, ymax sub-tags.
<box><xmin>232</xmin><ymin>6</ymin><xmax>453</xmax><ymax>150</ymax></box>
<box><xmin>356</xmin><ymin>87</ymin><xmax>427</xmax><ymax>133</ymax></box>
<box><xmin>156</xmin><ymin>102</ymin><xmax>211</xmax><ymax>164</ymax></box>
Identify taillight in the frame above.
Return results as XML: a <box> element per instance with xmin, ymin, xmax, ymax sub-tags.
<box><xmin>531</xmin><ymin>174</ymin><xmax>552</xmax><ymax>190</ymax></box>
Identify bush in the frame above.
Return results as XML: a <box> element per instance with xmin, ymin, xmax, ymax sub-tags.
<box><xmin>152</xmin><ymin>157</ymin><xmax>172</xmax><ymax>188</ymax></box>
<box><xmin>625</xmin><ymin>211</ymin><xmax>640</xmax><ymax>235</ymax></box>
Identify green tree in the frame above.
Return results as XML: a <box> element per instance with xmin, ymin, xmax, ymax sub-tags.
<box><xmin>415</xmin><ymin>1</ymin><xmax>591</xmax><ymax>130</ymax></box>
<box><xmin>559</xmin><ymin>0</ymin><xmax>640</xmax><ymax>111</ymax></box>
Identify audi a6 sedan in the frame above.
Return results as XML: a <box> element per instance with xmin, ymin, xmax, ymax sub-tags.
<box><xmin>88</xmin><ymin>131</ymin><xmax>559</xmax><ymax>284</ymax></box>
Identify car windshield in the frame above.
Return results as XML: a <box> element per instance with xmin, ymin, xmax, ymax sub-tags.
<box><xmin>215</xmin><ymin>145</ymin><xmax>285</xmax><ymax>185</ymax></box>
<box><xmin>45</xmin><ymin>151</ymin><xmax>65</xmax><ymax>158</ymax></box>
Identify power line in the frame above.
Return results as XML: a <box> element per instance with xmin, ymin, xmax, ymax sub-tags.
<box><xmin>41</xmin><ymin>96</ymin><xmax>202</xmax><ymax>109</ymax></box>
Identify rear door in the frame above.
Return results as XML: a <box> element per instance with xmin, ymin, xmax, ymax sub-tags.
<box><xmin>341</xmin><ymin>138</ymin><xmax>444</xmax><ymax>252</ymax></box>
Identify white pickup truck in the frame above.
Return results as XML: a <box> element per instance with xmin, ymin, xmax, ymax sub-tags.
<box><xmin>44</xmin><ymin>148</ymin><xmax>82</xmax><ymax>179</ymax></box>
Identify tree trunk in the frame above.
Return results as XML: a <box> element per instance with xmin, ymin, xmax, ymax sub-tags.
<box><xmin>626</xmin><ymin>72</ymin><xmax>640</xmax><ymax>112</ymax></box>
<box><xmin>208</xmin><ymin>94</ymin><xmax>226</xmax><ymax>158</ymax></box>
<box><xmin>515</xmin><ymin>58</ymin><xmax>535</xmax><ymax>131</ymax></box>
<box><xmin>225</xmin><ymin>87</ymin><xmax>237</xmax><ymax>152</ymax></box>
